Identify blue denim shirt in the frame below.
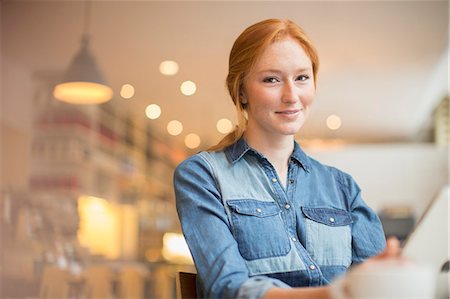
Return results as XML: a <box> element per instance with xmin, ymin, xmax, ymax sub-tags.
<box><xmin>174</xmin><ymin>138</ymin><xmax>386</xmax><ymax>299</ymax></box>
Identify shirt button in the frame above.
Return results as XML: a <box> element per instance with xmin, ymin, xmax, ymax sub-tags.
<box><xmin>289</xmin><ymin>179</ymin><xmax>294</xmax><ymax>184</ymax></box>
<box><xmin>271</xmin><ymin>178</ymin><xmax>277</xmax><ymax>183</ymax></box>
<box><xmin>291</xmin><ymin>237</ymin><xmax>297</xmax><ymax>242</ymax></box>
<box><xmin>309</xmin><ymin>265</ymin><xmax>316</xmax><ymax>270</ymax></box>
<box><xmin>329</xmin><ymin>217</ymin><xmax>335</xmax><ymax>223</ymax></box>
<box><xmin>285</xmin><ymin>204</ymin><xmax>291</xmax><ymax>209</ymax></box>
<box><xmin>256</xmin><ymin>208</ymin><xmax>262</xmax><ymax>213</ymax></box>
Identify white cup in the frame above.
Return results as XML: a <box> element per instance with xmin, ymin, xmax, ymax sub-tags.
<box><xmin>435</xmin><ymin>272</ymin><xmax>449</xmax><ymax>299</ymax></box>
<box><xmin>346</xmin><ymin>260</ymin><xmax>436</xmax><ymax>299</ymax></box>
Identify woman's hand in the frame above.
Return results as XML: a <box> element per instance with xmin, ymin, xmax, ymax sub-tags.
<box><xmin>372</xmin><ymin>237</ymin><xmax>402</xmax><ymax>260</ymax></box>
<box><xmin>266</xmin><ymin>238</ymin><xmax>406</xmax><ymax>299</ymax></box>
<box><xmin>329</xmin><ymin>237</ymin><xmax>404</xmax><ymax>299</ymax></box>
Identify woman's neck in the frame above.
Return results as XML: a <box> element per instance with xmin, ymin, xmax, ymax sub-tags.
<box><xmin>244</xmin><ymin>132</ymin><xmax>294</xmax><ymax>187</ymax></box>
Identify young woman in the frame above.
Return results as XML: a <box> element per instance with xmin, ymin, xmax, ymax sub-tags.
<box><xmin>174</xmin><ymin>19</ymin><xmax>394</xmax><ymax>299</ymax></box>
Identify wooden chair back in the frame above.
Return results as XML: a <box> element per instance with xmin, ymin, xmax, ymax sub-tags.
<box><xmin>175</xmin><ymin>272</ymin><xmax>197</xmax><ymax>299</ymax></box>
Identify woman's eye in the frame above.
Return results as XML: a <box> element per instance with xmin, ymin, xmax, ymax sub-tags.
<box><xmin>263</xmin><ymin>77</ymin><xmax>279</xmax><ymax>83</ymax></box>
<box><xmin>296</xmin><ymin>75</ymin><xmax>309</xmax><ymax>81</ymax></box>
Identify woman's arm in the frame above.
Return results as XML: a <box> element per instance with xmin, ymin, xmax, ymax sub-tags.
<box><xmin>335</xmin><ymin>170</ymin><xmax>386</xmax><ymax>262</ymax></box>
<box><xmin>263</xmin><ymin>238</ymin><xmax>401</xmax><ymax>299</ymax></box>
<box><xmin>174</xmin><ymin>155</ymin><xmax>290</xmax><ymax>299</ymax></box>
<box><xmin>264</xmin><ymin>286</ymin><xmax>332</xmax><ymax>299</ymax></box>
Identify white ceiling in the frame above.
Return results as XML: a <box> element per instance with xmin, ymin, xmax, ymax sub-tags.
<box><xmin>2</xmin><ymin>1</ymin><xmax>449</xmax><ymax>149</ymax></box>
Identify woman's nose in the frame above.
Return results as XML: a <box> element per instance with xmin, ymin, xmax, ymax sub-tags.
<box><xmin>281</xmin><ymin>82</ymin><xmax>299</xmax><ymax>103</ymax></box>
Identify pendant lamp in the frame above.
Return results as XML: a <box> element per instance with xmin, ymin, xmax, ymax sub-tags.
<box><xmin>53</xmin><ymin>1</ymin><xmax>113</xmax><ymax>104</ymax></box>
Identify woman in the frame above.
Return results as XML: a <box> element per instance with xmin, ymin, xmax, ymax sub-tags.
<box><xmin>174</xmin><ymin>19</ymin><xmax>393</xmax><ymax>299</ymax></box>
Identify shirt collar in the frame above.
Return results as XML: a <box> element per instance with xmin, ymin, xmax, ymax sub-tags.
<box><xmin>224</xmin><ymin>137</ymin><xmax>251</xmax><ymax>163</ymax></box>
<box><xmin>224</xmin><ymin>137</ymin><xmax>311</xmax><ymax>172</ymax></box>
<box><xmin>291</xmin><ymin>140</ymin><xmax>311</xmax><ymax>172</ymax></box>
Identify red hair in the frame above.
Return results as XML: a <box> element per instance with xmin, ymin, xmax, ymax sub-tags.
<box><xmin>209</xmin><ymin>19</ymin><xmax>319</xmax><ymax>151</ymax></box>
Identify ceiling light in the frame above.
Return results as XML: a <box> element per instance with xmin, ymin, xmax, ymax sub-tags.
<box><xmin>53</xmin><ymin>1</ymin><xmax>112</xmax><ymax>104</ymax></box>
<box><xmin>326</xmin><ymin>115</ymin><xmax>342</xmax><ymax>130</ymax></box>
<box><xmin>120</xmin><ymin>84</ymin><xmax>135</xmax><ymax>99</ymax></box>
<box><xmin>145</xmin><ymin>104</ymin><xmax>161</xmax><ymax>120</ymax></box>
<box><xmin>159</xmin><ymin>60</ymin><xmax>179</xmax><ymax>76</ymax></box>
<box><xmin>184</xmin><ymin>133</ymin><xmax>201</xmax><ymax>149</ymax></box>
<box><xmin>167</xmin><ymin>120</ymin><xmax>183</xmax><ymax>136</ymax></box>
<box><xmin>216</xmin><ymin>118</ymin><xmax>233</xmax><ymax>134</ymax></box>
<box><xmin>180</xmin><ymin>81</ymin><xmax>197</xmax><ymax>96</ymax></box>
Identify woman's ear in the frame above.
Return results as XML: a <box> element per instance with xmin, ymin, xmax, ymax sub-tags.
<box><xmin>240</xmin><ymin>90</ymin><xmax>247</xmax><ymax>104</ymax></box>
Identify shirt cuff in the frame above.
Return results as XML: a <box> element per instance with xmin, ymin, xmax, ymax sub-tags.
<box><xmin>236</xmin><ymin>276</ymin><xmax>291</xmax><ymax>299</ymax></box>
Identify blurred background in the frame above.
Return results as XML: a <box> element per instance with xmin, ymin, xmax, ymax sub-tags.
<box><xmin>1</xmin><ymin>1</ymin><xmax>448</xmax><ymax>298</ymax></box>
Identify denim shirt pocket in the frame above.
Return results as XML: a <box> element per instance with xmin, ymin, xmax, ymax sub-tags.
<box><xmin>302</xmin><ymin>207</ymin><xmax>353</xmax><ymax>267</ymax></box>
<box><xmin>226</xmin><ymin>200</ymin><xmax>291</xmax><ymax>261</ymax></box>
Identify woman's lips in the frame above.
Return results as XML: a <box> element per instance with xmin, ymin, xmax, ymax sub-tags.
<box><xmin>275</xmin><ymin>109</ymin><xmax>301</xmax><ymax>115</ymax></box>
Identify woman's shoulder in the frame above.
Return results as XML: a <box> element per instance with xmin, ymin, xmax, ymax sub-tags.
<box><xmin>295</xmin><ymin>143</ymin><xmax>354</xmax><ymax>184</ymax></box>
<box><xmin>175</xmin><ymin>150</ymin><xmax>228</xmax><ymax>174</ymax></box>
<box><xmin>306</xmin><ymin>155</ymin><xmax>356</xmax><ymax>186</ymax></box>
<box><xmin>175</xmin><ymin>151</ymin><xmax>208</xmax><ymax>171</ymax></box>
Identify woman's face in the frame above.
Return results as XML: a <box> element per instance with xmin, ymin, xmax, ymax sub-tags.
<box><xmin>242</xmin><ymin>37</ymin><xmax>315</xmax><ymax>139</ymax></box>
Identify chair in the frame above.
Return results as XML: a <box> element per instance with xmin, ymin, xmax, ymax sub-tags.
<box><xmin>175</xmin><ymin>272</ymin><xmax>197</xmax><ymax>299</ymax></box>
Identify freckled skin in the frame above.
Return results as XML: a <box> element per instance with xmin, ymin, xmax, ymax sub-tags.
<box><xmin>243</xmin><ymin>38</ymin><xmax>316</xmax><ymax>141</ymax></box>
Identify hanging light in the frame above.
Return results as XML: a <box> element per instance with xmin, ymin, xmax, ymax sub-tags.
<box><xmin>53</xmin><ymin>1</ymin><xmax>112</xmax><ymax>104</ymax></box>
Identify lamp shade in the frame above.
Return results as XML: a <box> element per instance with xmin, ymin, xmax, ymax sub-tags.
<box><xmin>53</xmin><ymin>37</ymin><xmax>113</xmax><ymax>104</ymax></box>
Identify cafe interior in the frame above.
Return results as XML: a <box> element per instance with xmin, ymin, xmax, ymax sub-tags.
<box><xmin>1</xmin><ymin>1</ymin><xmax>448</xmax><ymax>298</ymax></box>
